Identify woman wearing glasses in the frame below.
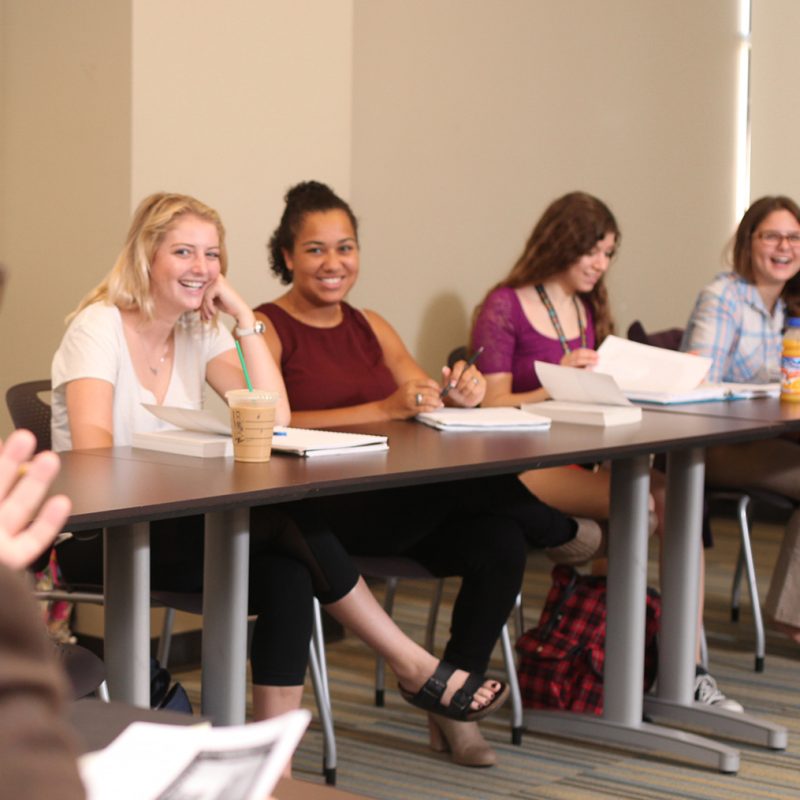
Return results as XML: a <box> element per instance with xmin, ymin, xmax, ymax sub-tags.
<box><xmin>682</xmin><ymin>195</ymin><xmax>800</xmax><ymax>644</ymax></box>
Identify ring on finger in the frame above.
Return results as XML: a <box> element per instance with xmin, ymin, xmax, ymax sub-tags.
<box><xmin>415</xmin><ymin>392</ymin><xmax>423</xmax><ymax>406</ymax></box>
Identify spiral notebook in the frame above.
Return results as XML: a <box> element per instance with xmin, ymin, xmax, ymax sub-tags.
<box><xmin>136</xmin><ymin>405</ymin><xmax>388</xmax><ymax>458</ymax></box>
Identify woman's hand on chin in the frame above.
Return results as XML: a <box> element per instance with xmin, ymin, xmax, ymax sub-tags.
<box><xmin>199</xmin><ymin>274</ymin><xmax>251</xmax><ymax>324</ymax></box>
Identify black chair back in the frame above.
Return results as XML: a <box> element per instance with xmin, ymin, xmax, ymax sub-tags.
<box><xmin>6</xmin><ymin>379</ymin><xmax>52</xmax><ymax>453</ymax></box>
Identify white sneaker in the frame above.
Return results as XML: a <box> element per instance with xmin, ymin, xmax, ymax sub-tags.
<box><xmin>694</xmin><ymin>672</ymin><xmax>744</xmax><ymax>713</ymax></box>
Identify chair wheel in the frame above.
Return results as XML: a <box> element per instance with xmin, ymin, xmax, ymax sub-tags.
<box><xmin>324</xmin><ymin>766</ymin><xmax>336</xmax><ymax>785</ymax></box>
<box><xmin>731</xmin><ymin>608</ymin><xmax>740</xmax><ymax>622</ymax></box>
<box><xmin>375</xmin><ymin>689</ymin><xmax>385</xmax><ymax>707</ymax></box>
<box><xmin>511</xmin><ymin>727</ymin><xmax>523</xmax><ymax>746</ymax></box>
<box><xmin>755</xmin><ymin>656</ymin><xmax>764</xmax><ymax>672</ymax></box>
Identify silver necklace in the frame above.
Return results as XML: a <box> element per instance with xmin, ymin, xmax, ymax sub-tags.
<box><xmin>148</xmin><ymin>339</ymin><xmax>171</xmax><ymax>375</ymax></box>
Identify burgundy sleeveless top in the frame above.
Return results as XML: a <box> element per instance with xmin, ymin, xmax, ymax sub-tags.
<box><xmin>256</xmin><ymin>302</ymin><xmax>398</xmax><ymax>411</ymax></box>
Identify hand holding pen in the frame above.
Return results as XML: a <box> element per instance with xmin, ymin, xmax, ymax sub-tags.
<box><xmin>440</xmin><ymin>346</ymin><xmax>485</xmax><ymax>406</ymax></box>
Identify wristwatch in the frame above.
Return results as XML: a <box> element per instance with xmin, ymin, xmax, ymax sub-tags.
<box><xmin>235</xmin><ymin>320</ymin><xmax>266</xmax><ymax>337</ymax></box>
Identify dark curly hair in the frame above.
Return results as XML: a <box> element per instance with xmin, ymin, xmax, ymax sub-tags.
<box><xmin>268</xmin><ymin>181</ymin><xmax>359</xmax><ymax>284</ymax></box>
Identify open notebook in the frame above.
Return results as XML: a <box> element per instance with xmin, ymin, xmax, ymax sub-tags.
<box><xmin>135</xmin><ymin>405</ymin><xmax>388</xmax><ymax>458</ymax></box>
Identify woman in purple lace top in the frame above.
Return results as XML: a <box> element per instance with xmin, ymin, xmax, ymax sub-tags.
<box><xmin>472</xmin><ymin>193</ymin><xmax>743</xmax><ymax>712</ymax></box>
<box><xmin>472</xmin><ymin>192</ymin><xmax>619</xmax><ymax>520</ymax></box>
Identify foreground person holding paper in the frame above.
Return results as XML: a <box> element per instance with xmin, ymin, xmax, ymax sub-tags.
<box><xmin>682</xmin><ymin>195</ymin><xmax>800</xmax><ymax>646</ymax></box>
<box><xmin>50</xmin><ymin>193</ymin><xmax>514</xmax><ymax>772</ymax></box>
<box><xmin>252</xmin><ymin>181</ymin><xmax>593</xmax><ymax>767</ymax></box>
<box><xmin>473</xmin><ymin>191</ymin><xmax>742</xmax><ymax>712</ymax></box>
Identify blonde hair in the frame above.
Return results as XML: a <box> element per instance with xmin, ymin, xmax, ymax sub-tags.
<box><xmin>70</xmin><ymin>192</ymin><xmax>228</xmax><ymax>321</ymax></box>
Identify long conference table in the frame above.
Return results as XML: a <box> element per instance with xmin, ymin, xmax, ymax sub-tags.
<box><xmin>50</xmin><ymin>407</ymin><xmax>790</xmax><ymax>773</ymax></box>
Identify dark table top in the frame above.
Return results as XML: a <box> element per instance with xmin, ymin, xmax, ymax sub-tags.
<box><xmin>640</xmin><ymin>395</ymin><xmax>800</xmax><ymax>428</ymax></box>
<box><xmin>53</xmin><ymin>412</ymin><xmax>782</xmax><ymax>531</ymax></box>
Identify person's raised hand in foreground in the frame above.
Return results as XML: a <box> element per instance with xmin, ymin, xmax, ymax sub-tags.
<box><xmin>0</xmin><ymin>429</ymin><xmax>71</xmax><ymax>570</ymax></box>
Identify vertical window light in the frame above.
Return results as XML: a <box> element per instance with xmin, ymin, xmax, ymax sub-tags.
<box><xmin>735</xmin><ymin>0</ymin><xmax>752</xmax><ymax>219</ymax></box>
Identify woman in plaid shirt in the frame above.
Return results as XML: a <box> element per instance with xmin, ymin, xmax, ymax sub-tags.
<box><xmin>683</xmin><ymin>195</ymin><xmax>800</xmax><ymax>644</ymax></box>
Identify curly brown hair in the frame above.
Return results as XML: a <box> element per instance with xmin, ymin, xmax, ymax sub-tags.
<box><xmin>477</xmin><ymin>192</ymin><xmax>619</xmax><ymax>343</ymax></box>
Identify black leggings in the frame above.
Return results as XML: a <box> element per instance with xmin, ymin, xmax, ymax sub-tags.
<box><xmin>252</xmin><ymin>473</ymin><xmax>574</xmax><ymax>684</ymax></box>
<box><xmin>58</xmin><ymin>475</ymin><xmax>574</xmax><ymax>687</ymax></box>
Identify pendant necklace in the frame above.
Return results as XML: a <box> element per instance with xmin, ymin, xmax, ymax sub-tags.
<box><xmin>535</xmin><ymin>284</ymin><xmax>586</xmax><ymax>354</ymax></box>
<box><xmin>147</xmin><ymin>338</ymin><xmax>172</xmax><ymax>376</ymax></box>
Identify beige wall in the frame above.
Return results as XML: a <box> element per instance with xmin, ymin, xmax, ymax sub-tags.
<box><xmin>350</xmin><ymin>0</ymin><xmax>740</xmax><ymax>373</ymax></box>
<box><xmin>129</xmin><ymin>0</ymin><xmax>354</xmax><ymax>310</ymax></box>
<box><xmin>750</xmin><ymin>0</ymin><xmax>800</xmax><ymax>201</ymax></box>
<box><xmin>2</xmin><ymin>1</ymin><xmax>789</xmax><ymax>436</ymax></box>
<box><xmin>0</xmin><ymin>0</ymin><xmax>354</xmax><ymax>434</ymax></box>
<box><xmin>0</xmin><ymin>0</ymin><xmax>132</xmax><ymax>432</ymax></box>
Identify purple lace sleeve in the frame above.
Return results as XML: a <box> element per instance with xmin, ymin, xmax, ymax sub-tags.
<box><xmin>472</xmin><ymin>288</ymin><xmax>517</xmax><ymax>375</ymax></box>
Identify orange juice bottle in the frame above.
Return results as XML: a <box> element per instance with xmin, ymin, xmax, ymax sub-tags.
<box><xmin>780</xmin><ymin>317</ymin><xmax>800</xmax><ymax>402</ymax></box>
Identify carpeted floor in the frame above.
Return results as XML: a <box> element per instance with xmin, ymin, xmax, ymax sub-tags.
<box><xmin>175</xmin><ymin>515</ymin><xmax>800</xmax><ymax>799</ymax></box>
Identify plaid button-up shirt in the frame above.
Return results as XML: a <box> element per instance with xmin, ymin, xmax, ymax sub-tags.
<box><xmin>681</xmin><ymin>271</ymin><xmax>785</xmax><ymax>383</ymax></box>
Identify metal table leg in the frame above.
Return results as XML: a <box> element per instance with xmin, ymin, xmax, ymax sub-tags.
<box><xmin>202</xmin><ymin>508</ymin><xmax>250</xmax><ymax>725</ymax></box>
<box><xmin>103</xmin><ymin>523</ymin><xmax>150</xmax><ymax>707</ymax></box>
<box><xmin>643</xmin><ymin>448</ymin><xmax>787</xmax><ymax>752</ymax></box>
<box><xmin>523</xmin><ymin>454</ymin><xmax>741</xmax><ymax>773</ymax></box>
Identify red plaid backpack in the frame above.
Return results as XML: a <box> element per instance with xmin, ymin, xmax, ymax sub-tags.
<box><xmin>516</xmin><ymin>565</ymin><xmax>661</xmax><ymax>714</ymax></box>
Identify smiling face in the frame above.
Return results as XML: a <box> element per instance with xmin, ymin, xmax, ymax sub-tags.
<box><xmin>149</xmin><ymin>214</ymin><xmax>221</xmax><ymax>318</ymax></box>
<box><xmin>556</xmin><ymin>231</ymin><xmax>617</xmax><ymax>295</ymax></box>
<box><xmin>750</xmin><ymin>209</ymin><xmax>800</xmax><ymax>291</ymax></box>
<box><xmin>284</xmin><ymin>209</ymin><xmax>359</xmax><ymax>307</ymax></box>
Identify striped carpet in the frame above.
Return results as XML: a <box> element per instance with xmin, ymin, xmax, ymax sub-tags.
<box><xmin>175</xmin><ymin>516</ymin><xmax>800</xmax><ymax>799</ymax></box>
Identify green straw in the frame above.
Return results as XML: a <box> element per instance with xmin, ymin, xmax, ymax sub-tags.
<box><xmin>235</xmin><ymin>340</ymin><xmax>254</xmax><ymax>391</ymax></box>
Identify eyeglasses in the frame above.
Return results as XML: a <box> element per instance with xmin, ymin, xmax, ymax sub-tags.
<box><xmin>757</xmin><ymin>230</ymin><xmax>800</xmax><ymax>247</ymax></box>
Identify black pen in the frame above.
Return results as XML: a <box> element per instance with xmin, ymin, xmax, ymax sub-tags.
<box><xmin>440</xmin><ymin>346</ymin><xmax>484</xmax><ymax>398</ymax></box>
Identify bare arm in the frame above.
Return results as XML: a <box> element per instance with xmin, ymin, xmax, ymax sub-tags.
<box><xmin>65</xmin><ymin>378</ymin><xmax>115</xmax><ymax>449</ymax></box>
<box><xmin>201</xmin><ymin>276</ymin><xmax>290</xmax><ymax>425</ymax></box>
<box><xmin>482</xmin><ymin>372</ymin><xmax>548</xmax><ymax>407</ymax></box>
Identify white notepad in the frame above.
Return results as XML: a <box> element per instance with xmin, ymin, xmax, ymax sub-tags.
<box><xmin>416</xmin><ymin>407</ymin><xmax>551</xmax><ymax>431</ymax></box>
<box><xmin>138</xmin><ymin>405</ymin><xmax>388</xmax><ymax>458</ymax></box>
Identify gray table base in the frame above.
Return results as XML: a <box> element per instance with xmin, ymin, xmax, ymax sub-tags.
<box><xmin>102</xmin><ymin>511</ymin><xmax>251</xmax><ymax>725</ymax></box>
<box><xmin>521</xmin><ymin>452</ymin><xmax>786</xmax><ymax>773</ymax></box>
<box><xmin>202</xmin><ymin>508</ymin><xmax>250</xmax><ymax>725</ymax></box>
<box><xmin>104</xmin><ymin>523</ymin><xmax>150</xmax><ymax>708</ymax></box>
<box><xmin>644</xmin><ymin>447</ymin><xmax>787</xmax><ymax>755</ymax></box>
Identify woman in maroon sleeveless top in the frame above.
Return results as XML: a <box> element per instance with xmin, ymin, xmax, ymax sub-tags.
<box><xmin>253</xmin><ymin>181</ymin><xmax>591</xmax><ymax>767</ymax></box>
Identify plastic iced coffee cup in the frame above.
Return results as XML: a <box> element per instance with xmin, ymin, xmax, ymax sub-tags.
<box><xmin>225</xmin><ymin>389</ymin><xmax>279</xmax><ymax>463</ymax></box>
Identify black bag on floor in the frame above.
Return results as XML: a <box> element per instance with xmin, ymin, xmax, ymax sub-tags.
<box><xmin>150</xmin><ymin>656</ymin><xmax>192</xmax><ymax>714</ymax></box>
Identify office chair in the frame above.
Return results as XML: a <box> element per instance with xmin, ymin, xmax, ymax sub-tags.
<box><xmin>627</xmin><ymin>320</ymin><xmax>790</xmax><ymax>671</ymax></box>
<box><xmin>6</xmin><ymin>380</ymin><xmax>339</xmax><ymax>781</ymax></box>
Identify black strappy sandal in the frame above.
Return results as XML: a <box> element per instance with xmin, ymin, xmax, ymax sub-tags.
<box><xmin>399</xmin><ymin>661</ymin><xmax>509</xmax><ymax>722</ymax></box>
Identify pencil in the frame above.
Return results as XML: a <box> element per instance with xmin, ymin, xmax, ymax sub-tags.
<box><xmin>440</xmin><ymin>346</ymin><xmax>484</xmax><ymax>398</ymax></box>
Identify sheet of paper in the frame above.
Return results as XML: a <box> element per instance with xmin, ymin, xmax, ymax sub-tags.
<box><xmin>594</xmin><ymin>335</ymin><xmax>712</xmax><ymax>394</ymax></box>
<box><xmin>79</xmin><ymin>710</ymin><xmax>310</xmax><ymax>800</ymax></box>
<box><xmin>534</xmin><ymin>361</ymin><xmax>633</xmax><ymax>406</ymax></box>
<box><xmin>142</xmin><ymin>404</ymin><xmax>230</xmax><ymax>435</ymax></box>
